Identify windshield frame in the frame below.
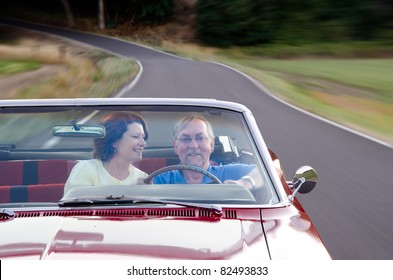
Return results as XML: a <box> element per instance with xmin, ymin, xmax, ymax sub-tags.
<box><xmin>0</xmin><ymin>98</ymin><xmax>285</xmax><ymax>207</ymax></box>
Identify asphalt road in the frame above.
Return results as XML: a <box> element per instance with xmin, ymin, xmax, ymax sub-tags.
<box><xmin>2</xmin><ymin>18</ymin><xmax>393</xmax><ymax>260</ymax></box>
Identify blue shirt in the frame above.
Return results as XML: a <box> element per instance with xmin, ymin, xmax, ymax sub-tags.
<box><xmin>153</xmin><ymin>164</ymin><xmax>256</xmax><ymax>184</ymax></box>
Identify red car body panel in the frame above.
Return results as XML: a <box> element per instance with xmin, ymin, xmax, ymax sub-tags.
<box><xmin>0</xmin><ymin>206</ymin><xmax>329</xmax><ymax>260</ymax></box>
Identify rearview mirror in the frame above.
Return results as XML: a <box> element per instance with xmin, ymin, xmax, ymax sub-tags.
<box><xmin>52</xmin><ymin>121</ymin><xmax>105</xmax><ymax>138</ymax></box>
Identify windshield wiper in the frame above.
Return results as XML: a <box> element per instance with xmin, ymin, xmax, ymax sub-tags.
<box><xmin>132</xmin><ymin>197</ymin><xmax>222</xmax><ymax>216</ymax></box>
<box><xmin>58</xmin><ymin>195</ymin><xmax>222</xmax><ymax>216</ymax></box>
<box><xmin>58</xmin><ymin>198</ymin><xmax>95</xmax><ymax>206</ymax></box>
<box><xmin>58</xmin><ymin>195</ymin><xmax>135</xmax><ymax>207</ymax></box>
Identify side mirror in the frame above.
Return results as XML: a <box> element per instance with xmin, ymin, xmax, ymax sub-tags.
<box><xmin>289</xmin><ymin>166</ymin><xmax>317</xmax><ymax>201</ymax></box>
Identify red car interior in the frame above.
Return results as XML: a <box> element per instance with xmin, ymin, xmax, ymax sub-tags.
<box><xmin>0</xmin><ymin>158</ymin><xmax>167</xmax><ymax>203</ymax></box>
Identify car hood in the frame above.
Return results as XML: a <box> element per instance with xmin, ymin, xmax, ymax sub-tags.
<box><xmin>0</xmin><ymin>206</ymin><xmax>330</xmax><ymax>259</ymax></box>
<box><xmin>0</xmin><ymin>208</ymin><xmax>269</xmax><ymax>260</ymax></box>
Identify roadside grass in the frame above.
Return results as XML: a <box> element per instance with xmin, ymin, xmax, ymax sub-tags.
<box><xmin>230</xmin><ymin>64</ymin><xmax>393</xmax><ymax>143</ymax></box>
<box><xmin>18</xmin><ymin>54</ymin><xmax>138</xmax><ymax>99</ymax></box>
<box><xmin>235</xmin><ymin>41</ymin><xmax>393</xmax><ymax>58</ymax></box>
<box><xmin>0</xmin><ymin>32</ymin><xmax>139</xmax><ymax>99</ymax></box>
<box><xmin>228</xmin><ymin>58</ymin><xmax>393</xmax><ymax>102</ymax></box>
<box><xmin>221</xmin><ymin>59</ymin><xmax>393</xmax><ymax>143</ymax></box>
<box><xmin>0</xmin><ymin>60</ymin><xmax>41</xmax><ymax>75</ymax></box>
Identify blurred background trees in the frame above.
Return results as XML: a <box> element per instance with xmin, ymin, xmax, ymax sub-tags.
<box><xmin>196</xmin><ymin>0</ymin><xmax>392</xmax><ymax>46</ymax></box>
<box><xmin>2</xmin><ymin>0</ymin><xmax>391</xmax><ymax>47</ymax></box>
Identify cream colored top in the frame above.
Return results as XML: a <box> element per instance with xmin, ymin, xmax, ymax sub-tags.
<box><xmin>64</xmin><ymin>159</ymin><xmax>148</xmax><ymax>195</ymax></box>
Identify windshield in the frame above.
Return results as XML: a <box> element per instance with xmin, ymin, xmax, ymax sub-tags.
<box><xmin>0</xmin><ymin>104</ymin><xmax>279</xmax><ymax>207</ymax></box>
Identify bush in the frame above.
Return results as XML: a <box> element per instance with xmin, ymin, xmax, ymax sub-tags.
<box><xmin>196</xmin><ymin>0</ymin><xmax>391</xmax><ymax>46</ymax></box>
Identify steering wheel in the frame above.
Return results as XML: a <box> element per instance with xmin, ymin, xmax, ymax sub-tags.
<box><xmin>144</xmin><ymin>164</ymin><xmax>222</xmax><ymax>184</ymax></box>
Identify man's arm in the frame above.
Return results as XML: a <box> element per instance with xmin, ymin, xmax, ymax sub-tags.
<box><xmin>223</xmin><ymin>167</ymin><xmax>263</xmax><ymax>191</ymax></box>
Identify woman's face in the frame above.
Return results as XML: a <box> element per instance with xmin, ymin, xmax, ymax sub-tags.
<box><xmin>113</xmin><ymin>122</ymin><xmax>146</xmax><ymax>163</ymax></box>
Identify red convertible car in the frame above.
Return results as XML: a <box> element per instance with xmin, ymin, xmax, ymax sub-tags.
<box><xmin>0</xmin><ymin>98</ymin><xmax>330</xmax><ymax>259</ymax></box>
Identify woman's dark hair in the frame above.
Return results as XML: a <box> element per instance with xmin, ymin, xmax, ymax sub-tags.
<box><xmin>94</xmin><ymin>112</ymin><xmax>148</xmax><ymax>162</ymax></box>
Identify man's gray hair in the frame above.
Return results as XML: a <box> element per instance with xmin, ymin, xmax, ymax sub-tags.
<box><xmin>173</xmin><ymin>115</ymin><xmax>214</xmax><ymax>140</ymax></box>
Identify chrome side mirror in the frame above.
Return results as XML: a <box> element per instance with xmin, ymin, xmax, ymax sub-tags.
<box><xmin>289</xmin><ymin>166</ymin><xmax>317</xmax><ymax>201</ymax></box>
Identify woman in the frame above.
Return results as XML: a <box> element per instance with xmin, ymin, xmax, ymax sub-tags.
<box><xmin>64</xmin><ymin>111</ymin><xmax>148</xmax><ymax>194</ymax></box>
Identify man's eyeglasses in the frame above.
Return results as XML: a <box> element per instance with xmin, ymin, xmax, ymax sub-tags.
<box><xmin>176</xmin><ymin>136</ymin><xmax>209</xmax><ymax>144</ymax></box>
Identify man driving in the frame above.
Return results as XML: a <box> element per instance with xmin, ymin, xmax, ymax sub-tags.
<box><xmin>152</xmin><ymin>115</ymin><xmax>261</xmax><ymax>191</ymax></box>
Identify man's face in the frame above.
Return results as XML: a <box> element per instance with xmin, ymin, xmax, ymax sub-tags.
<box><xmin>173</xmin><ymin>119</ymin><xmax>214</xmax><ymax>169</ymax></box>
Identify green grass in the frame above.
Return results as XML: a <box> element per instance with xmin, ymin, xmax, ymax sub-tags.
<box><xmin>229</xmin><ymin>58</ymin><xmax>393</xmax><ymax>102</ymax></box>
<box><xmin>220</xmin><ymin>59</ymin><xmax>393</xmax><ymax>142</ymax></box>
<box><xmin>234</xmin><ymin>41</ymin><xmax>393</xmax><ymax>58</ymax></box>
<box><xmin>0</xmin><ymin>60</ymin><xmax>41</xmax><ymax>76</ymax></box>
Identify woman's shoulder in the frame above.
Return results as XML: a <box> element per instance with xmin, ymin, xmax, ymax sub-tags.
<box><xmin>73</xmin><ymin>159</ymin><xmax>103</xmax><ymax>170</ymax></box>
<box><xmin>132</xmin><ymin>166</ymin><xmax>148</xmax><ymax>178</ymax></box>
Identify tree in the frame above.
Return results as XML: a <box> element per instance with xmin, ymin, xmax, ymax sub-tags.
<box><xmin>60</xmin><ymin>0</ymin><xmax>75</xmax><ymax>28</ymax></box>
<box><xmin>98</xmin><ymin>0</ymin><xmax>105</xmax><ymax>29</ymax></box>
<box><xmin>197</xmin><ymin>0</ymin><xmax>277</xmax><ymax>46</ymax></box>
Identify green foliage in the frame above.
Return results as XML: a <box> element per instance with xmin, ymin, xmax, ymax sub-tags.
<box><xmin>196</xmin><ymin>0</ymin><xmax>392</xmax><ymax>46</ymax></box>
<box><xmin>3</xmin><ymin>0</ymin><xmax>176</xmax><ymax>26</ymax></box>
<box><xmin>106</xmin><ymin>0</ymin><xmax>175</xmax><ymax>25</ymax></box>
<box><xmin>197</xmin><ymin>0</ymin><xmax>276</xmax><ymax>46</ymax></box>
